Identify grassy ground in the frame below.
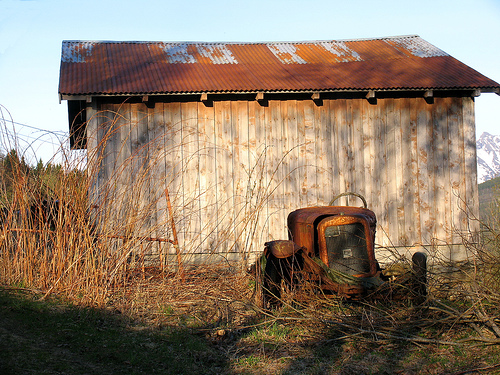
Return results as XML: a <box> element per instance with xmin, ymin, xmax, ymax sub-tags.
<box><xmin>0</xmin><ymin>288</ymin><xmax>225</xmax><ymax>375</ymax></box>
<box><xmin>2</xmin><ymin>267</ymin><xmax>500</xmax><ymax>375</ymax></box>
<box><xmin>0</xmin><ymin>142</ymin><xmax>499</xmax><ymax>374</ymax></box>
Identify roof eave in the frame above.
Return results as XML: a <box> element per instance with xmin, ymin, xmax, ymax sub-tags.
<box><xmin>60</xmin><ymin>86</ymin><xmax>500</xmax><ymax>101</ymax></box>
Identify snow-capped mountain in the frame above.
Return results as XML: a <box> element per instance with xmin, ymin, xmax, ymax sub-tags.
<box><xmin>477</xmin><ymin>132</ymin><xmax>500</xmax><ymax>183</ymax></box>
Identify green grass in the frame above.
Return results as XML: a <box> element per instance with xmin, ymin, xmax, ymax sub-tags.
<box><xmin>3</xmin><ymin>285</ymin><xmax>500</xmax><ymax>375</ymax></box>
<box><xmin>0</xmin><ymin>287</ymin><xmax>227</xmax><ymax>375</ymax></box>
<box><xmin>479</xmin><ymin>175</ymin><xmax>500</xmax><ymax>222</ymax></box>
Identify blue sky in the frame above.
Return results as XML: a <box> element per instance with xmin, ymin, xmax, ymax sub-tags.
<box><xmin>1</xmin><ymin>0</ymin><xmax>499</xmax><ymax>165</ymax></box>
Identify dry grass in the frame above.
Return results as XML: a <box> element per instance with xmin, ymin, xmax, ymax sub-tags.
<box><xmin>1</xmin><ymin>108</ymin><xmax>500</xmax><ymax>374</ymax></box>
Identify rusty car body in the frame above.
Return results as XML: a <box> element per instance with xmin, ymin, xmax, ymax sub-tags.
<box><xmin>257</xmin><ymin>193</ymin><xmax>427</xmax><ymax>308</ymax></box>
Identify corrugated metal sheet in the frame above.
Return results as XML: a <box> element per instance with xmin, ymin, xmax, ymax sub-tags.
<box><xmin>58</xmin><ymin>35</ymin><xmax>500</xmax><ymax>96</ymax></box>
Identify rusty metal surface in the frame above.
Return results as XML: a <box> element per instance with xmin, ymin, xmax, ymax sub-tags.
<box><xmin>264</xmin><ymin>240</ymin><xmax>303</xmax><ymax>259</ymax></box>
<box><xmin>316</xmin><ymin>215</ymin><xmax>377</xmax><ymax>277</ymax></box>
<box><xmin>59</xmin><ymin>35</ymin><xmax>500</xmax><ymax>96</ymax></box>
<box><xmin>287</xmin><ymin>206</ymin><xmax>377</xmax><ymax>257</ymax></box>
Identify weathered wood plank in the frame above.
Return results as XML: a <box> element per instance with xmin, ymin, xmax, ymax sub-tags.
<box><xmin>362</xmin><ymin>99</ymin><xmax>375</xmax><ymax>214</ymax></box>
<box><xmin>336</xmin><ymin>99</ymin><xmax>349</xmax><ymax>206</ymax></box>
<box><xmin>432</xmin><ymin>98</ymin><xmax>446</xmax><ymax>245</ymax></box>
<box><xmin>168</xmin><ymin>102</ymin><xmax>184</xmax><ymax>255</ymax></box>
<box><xmin>86</xmin><ymin>101</ymin><xmax>100</xmax><ymax>219</ymax></box>
<box><xmin>266</xmin><ymin>100</ymin><xmax>282</xmax><ymax>239</ymax></box>
<box><xmin>235</xmin><ymin>101</ymin><xmax>254</xmax><ymax>258</ymax></box>
<box><xmin>254</xmin><ymin>100</ymin><xmax>270</xmax><ymax>246</ymax></box>
<box><xmin>391</xmin><ymin>99</ymin><xmax>403</xmax><ymax>245</ymax></box>
<box><xmin>352</xmin><ymin>99</ymin><xmax>365</xmax><ymax>205</ymax></box>
<box><xmin>151</xmin><ymin>103</ymin><xmax>169</xmax><ymax>263</ymax></box>
<box><xmin>344</xmin><ymin>100</ymin><xmax>355</xmax><ymax>205</ymax></box>
<box><xmin>320</xmin><ymin>100</ymin><xmax>333</xmax><ymax>205</ymax></box>
<box><xmin>447</xmin><ymin>97</ymin><xmax>467</xmax><ymax>245</ymax></box>
<box><xmin>374</xmin><ymin>100</ymin><xmax>388</xmax><ymax>245</ymax></box>
<box><xmin>314</xmin><ymin>101</ymin><xmax>327</xmax><ymax>204</ymax></box>
<box><xmin>214</xmin><ymin>101</ymin><xmax>232</xmax><ymax>253</ymax></box>
<box><xmin>180</xmin><ymin>101</ymin><xmax>201</xmax><ymax>255</ymax></box>
<box><xmin>136</xmin><ymin>104</ymin><xmax>151</xmax><ymax>243</ymax></box>
<box><xmin>304</xmin><ymin>101</ymin><xmax>317</xmax><ymax>206</ymax></box>
<box><xmin>401</xmin><ymin>98</ymin><xmax>416</xmax><ymax>246</ymax></box>
<box><xmin>199</xmin><ymin>102</ymin><xmax>218</xmax><ymax>253</ymax></box>
<box><xmin>231</xmin><ymin>100</ymin><xmax>245</xmax><ymax>255</ymax></box>
<box><xmin>87</xmin><ymin>95</ymin><xmax>478</xmax><ymax>263</ymax></box>
<box><xmin>285</xmin><ymin>100</ymin><xmax>298</xmax><ymax>209</ymax></box>
<box><xmin>295</xmin><ymin>101</ymin><xmax>307</xmax><ymax>208</ymax></box>
<box><xmin>463</xmin><ymin>97</ymin><xmax>480</xmax><ymax>246</ymax></box>
<box><xmin>416</xmin><ymin>98</ymin><xmax>433</xmax><ymax>245</ymax></box>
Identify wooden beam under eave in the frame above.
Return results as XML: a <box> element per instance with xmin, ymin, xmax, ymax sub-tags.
<box><xmin>424</xmin><ymin>90</ymin><xmax>434</xmax><ymax>104</ymax></box>
<box><xmin>366</xmin><ymin>90</ymin><xmax>377</xmax><ymax>105</ymax></box>
<box><xmin>311</xmin><ymin>92</ymin><xmax>323</xmax><ymax>106</ymax></box>
<box><xmin>142</xmin><ymin>95</ymin><xmax>155</xmax><ymax>108</ymax></box>
<box><xmin>200</xmin><ymin>93</ymin><xmax>213</xmax><ymax>107</ymax></box>
<box><xmin>256</xmin><ymin>92</ymin><xmax>268</xmax><ymax>107</ymax></box>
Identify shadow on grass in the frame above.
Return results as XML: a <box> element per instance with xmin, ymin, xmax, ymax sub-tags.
<box><xmin>276</xmin><ymin>301</ymin><xmax>427</xmax><ymax>375</ymax></box>
<box><xmin>0</xmin><ymin>287</ymin><xmax>228</xmax><ymax>375</ymax></box>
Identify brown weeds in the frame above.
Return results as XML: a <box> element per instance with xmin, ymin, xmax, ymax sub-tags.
<box><xmin>1</xmin><ymin>107</ymin><xmax>500</xmax><ymax>374</ymax></box>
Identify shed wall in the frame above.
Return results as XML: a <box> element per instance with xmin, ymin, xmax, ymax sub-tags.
<box><xmin>86</xmin><ymin>97</ymin><xmax>479</xmax><ymax>265</ymax></box>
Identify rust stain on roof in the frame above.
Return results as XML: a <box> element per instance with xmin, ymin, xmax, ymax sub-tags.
<box><xmin>58</xmin><ymin>35</ymin><xmax>500</xmax><ymax>96</ymax></box>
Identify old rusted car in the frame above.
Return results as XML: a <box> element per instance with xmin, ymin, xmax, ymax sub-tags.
<box><xmin>256</xmin><ymin>193</ymin><xmax>427</xmax><ymax>308</ymax></box>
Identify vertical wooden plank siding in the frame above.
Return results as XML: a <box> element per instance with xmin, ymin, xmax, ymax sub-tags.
<box><xmin>377</xmin><ymin>100</ymin><xmax>389</xmax><ymax>242</ymax></box>
<box><xmin>314</xmin><ymin>102</ymin><xmax>326</xmax><ymax>204</ymax></box>
<box><xmin>171</xmin><ymin>102</ymin><xmax>185</xmax><ymax>249</ymax></box>
<box><xmin>411</xmin><ymin>98</ymin><xmax>423</xmax><ymax>247</ymax></box>
<box><xmin>416</xmin><ymin>98</ymin><xmax>432</xmax><ymax>245</ymax></box>
<box><xmin>352</xmin><ymin>100</ymin><xmax>365</xmax><ymax>206</ymax></box>
<box><xmin>303</xmin><ymin>101</ymin><xmax>317</xmax><ymax>206</ymax></box>
<box><xmin>440</xmin><ymin>98</ymin><xmax>452</xmax><ymax>246</ymax></box>
<box><xmin>400</xmin><ymin>98</ymin><xmax>412</xmax><ymax>246</ymax></box>
<box><xmin>151</xmin><ymin>103</ymin><xmax>168</xmax><ymax>262</ymax></box>
<box><xmin>86</xmin><ymin>101</ymin><xmax>99</xmax><ymax>219</ymax></box>
<box><xmin>336</xmin><ymin>100</ymin><xmax>348</xmax><ymax>205</ymax></box>
<box><xmin>236</xmin><ymin>101</ymin><xmax>250</xmax><ymax>258</ymax></box>
<box><xmin>448</xmin><ymin>97</ymin><xmax>467</xmax><ymax>245</ymax></box>
<box><xmin>88</xmin><ymin>96</ymin><xmax>479</xmax><ymax>263</ymax></box>
<box><xmin>321</xmin><ymin>100</ymin><xmax>333</xmax><ymax>205</ymax></box>
<box><xmin>267</xmin><ymin>100</ymin><xmax>282</xmax><ymax>239</ymax></box>
<box><xmin>433</xmin><ymin>98</ymin><xmax>447</xmax><ymax>245</ymax></box>
<box><xmin>99</xmin><ymin>104</ymin><xmax>120</xmax><ymax>231</ymax></box>
<box><xmin>346</xmin><ymin>99</ymin><xmax>356</xmax><ymax>205</ymax></box>
<box><xmin>281</xmin><ymin>101</ymin><xmax>292</xmax><ymax>205</ymax></box>
<box><xmin>328</xmin><ymin>100</ymin><xmax>339</xmax><ymax>205</ymax></box>
<box><xmin>295</xmin><ymin>101</ymin><xmax>307</xmax><ymax>208</ymax></box>
<box><xmin>363</xmin><ymin>100</ymin><xmax>376</xmax><ymax>221</ymax></box>
<box><xmin>255</xmin><ymin>101</ymin><xmax>270</xmax><ymax>244</ymax></box>
<box><xmin>180</xmin><ymin>102</ymin><xmax>200</xmax><ymax>255</ymax></box>
<box><xmin>386</xmin><ymin>99</ymin><xmax>399</xmax><ymax>244</ymax></box>
<box><xmin>393</xmin><ymin>99</ymin><xmax>406</xmax><ymax>246</ymax></box>
<box><xmin>137</xmin><ymin>104</ymin><xmax>151</xmax><ymax>239</ymax></box>
<box><xmin>463</xmin><ymin>98</ymin><xmax>480</xmax><ymax>246</ymax></box>
<box><xmin>196</xmin><ymin>102</ymin><xmax>213</xmax><ymax>253</ymax></box>
<box><xmin>232</xmin><ymin>101</ymin><xmax>246</xmax><ymax>255</ymax></box>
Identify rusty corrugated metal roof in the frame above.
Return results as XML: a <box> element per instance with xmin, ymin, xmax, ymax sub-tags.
<box><xmin>58</xmin><ymin>35</ymin><xmax>500</xmax><ymax>96</ymax></box>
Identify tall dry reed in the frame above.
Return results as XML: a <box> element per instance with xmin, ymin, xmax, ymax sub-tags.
<box><xmin>0</xmin><ymin>106</ymin><xmax>289</xmax><ymax>306</ymax></box>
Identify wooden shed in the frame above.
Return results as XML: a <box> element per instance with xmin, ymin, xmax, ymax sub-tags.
<box><xmin>59</xmin><ymin>35</ymin><xmax>500</xmax><ymax>266</ymax></box>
